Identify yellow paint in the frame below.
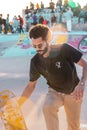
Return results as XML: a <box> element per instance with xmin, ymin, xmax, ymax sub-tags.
<box><xmin>51</xmin><ymin>23</ymin><xmax>68</xmax><ymax>44</ymax></box>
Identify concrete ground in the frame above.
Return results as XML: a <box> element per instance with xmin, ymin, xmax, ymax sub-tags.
<box><xmin>0</xmin><ymin>33</ymin><xmax>87</xmax><ymax>130</ymax></box>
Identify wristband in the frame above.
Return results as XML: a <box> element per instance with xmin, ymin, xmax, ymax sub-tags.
<box><xmin>80</xmin><ymin>82</ymin><xmax>85</xmax><ymax>85</ymax></box>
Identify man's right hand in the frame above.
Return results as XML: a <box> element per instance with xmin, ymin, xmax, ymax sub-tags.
<box><xmin>18</xmin><ymin>96</ymin><xmax>27</xmax><ymax>106</ymax></box>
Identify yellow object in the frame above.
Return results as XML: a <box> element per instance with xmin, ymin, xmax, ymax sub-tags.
<box><xmin>56</xmin><ymin>34</ymin><xmax>67</xmax><ymax>44</ymax></box>
<box><xmin>17</xmin><ymin>33</ymin><xmax>28</xmax><ymax>45</ymax></box>
<box><xmin>51</xmin><ymin>23</ymin><xmax>68</xmax><ymax>44</ymax></box>
<box><xmin>18</xmin><ymin>96</ymin><xmax>27</xmax><ymax>106</ymax></box>
<box><xmin>0</xmin><ymin>90</ymin><xmax>28</xmax><ymax>130</ymax></box>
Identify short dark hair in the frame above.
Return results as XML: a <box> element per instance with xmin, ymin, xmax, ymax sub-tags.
<box><xmin>29</xmin><ymin>24</ymin><xmax>52</xmax><ymax>42</ymax></box>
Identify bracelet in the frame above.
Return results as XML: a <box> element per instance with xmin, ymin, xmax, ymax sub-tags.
<box><xmin>79</xmin><ymin>82</ymin><xmax>85</xmax><ymax>85</ymax></box>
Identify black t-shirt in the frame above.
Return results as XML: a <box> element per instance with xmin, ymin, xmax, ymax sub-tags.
<box><xmin>29</xmin><ymin>43</ymin><xmax>83</xmax><ymax>94</ymax></box>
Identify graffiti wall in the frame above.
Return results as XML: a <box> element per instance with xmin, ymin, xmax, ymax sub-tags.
<box><xmin>68</xmin><ymin>34</ymin><xmax>87</xmax><ymax>53</ymax></box>
<box><xmin>17</xmin><ymin>30</ymin><xmax>87</xmax><ymax>54</ymax></box>
<box><xmin>51</xmin><ymin>32</ymin><xmax>87</xmax><ymax>54</ymax></box>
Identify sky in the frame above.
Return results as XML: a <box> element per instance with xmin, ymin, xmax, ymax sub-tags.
<box><xmin>0</xmin><ymin>0</ymin><xmax>87</xmax><ymax>21</ymax></box>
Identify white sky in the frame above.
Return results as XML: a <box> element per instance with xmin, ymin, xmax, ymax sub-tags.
<box><xmin>0</xmin><ymin>0</ymin><xmax>87</xmax><ymax>21</ymax></box>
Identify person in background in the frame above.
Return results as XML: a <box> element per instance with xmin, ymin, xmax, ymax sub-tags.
<box><xmin>6</xmin><ymin>14</ymin><xmax>10</xmax><ymax>33</ymax></box>
<box><xmin>49</xmin><ymin>0</ymin><xmax>55</xmax><ymax>13</ymax></box>
<box><xmin>56</xmin><ymin>0</ymin><xmax>62</xmax><ymax>12</ymax></box>
<box><xmin>38</xmin><ymin>15</ymin><xmax>44</xmax><ymax>24</ymax></box>
<box><xmin>2</xmin><ymin>16</ymin><xmax>7</xmax><ymax>34</ymax></box>
<box><xmin>25</xmin><ymin>6</ymin><xmax>29</xmax><ymax>15</ymax></box>
<box><xmin>40</xmin><ymin>1</ymin><xmax>44</xmax><ymax>11</ymax></box>
<box><xmin>30</xmin><ymin>2</ymin><xmax>34</xmax><ymax>10</ymax></box>
<box><xmin>42</xmin><ymin>19</ymin><xmax>48</xmax><ymax>25</ymax></box>
<box><xmin>51</xmin><ymin>13</ymin><xmax>57</xmax><ymax>26</ymax></box>
<box><xmin>63</xmin><ymin>7</ymin><xmax>73</xmax><ymax>32</ymax></box>
<box><xmin>18</xmin><ymin>15</ymin><xmax>24</xmax><ymax>33</ymax></box>
<box><xmin>36</xmin><ymin>3</ymin><xmax>40</xmax><ymax>12</ymax></box>
<box><xmin>32</xmin><ymin>11</ymin><xmax>37</xmax><ymax>25</ymax></box>
<box><xmin>19</xmin><ymin>24</ymin><xmax>87</xmax><ymax>130</ymax></box>
<box><xmin>12</xmin><ymin>15</ymin><xmax>18</xmax><ymax>33</ymax></box>
<box><xmin>0</xmin><ymin>14</ymin><xmax>3</xmax><ymax>33</ymax></box>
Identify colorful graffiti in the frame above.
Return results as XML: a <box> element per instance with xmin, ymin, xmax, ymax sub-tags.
<box><xmin>68</xmin><ymin>35</ymin><xmax>87</xmax><ymax>53</ymax></box>
<box><xmin>17</xmin><ymin>32</ymin><xmax>87</xmax><ymax>53</ymax></box>
<box><xmin>51</xmin><ymin>32</ymin><xmax>87</xmax><ymax>53</ymax></box>
<box><xmin>17</xmin><ymin>33</ymin><xmax>32</xmax><ymax>49</ymax></box>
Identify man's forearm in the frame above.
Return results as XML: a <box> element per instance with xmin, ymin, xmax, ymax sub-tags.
<box><xmin>21</xmin><ymin>83</ymin><xmax>35</xmax><ymax>98</ymax></box>
<box><xmin>80</xmin><ymin>62</ymin><xmax>87</xmax><ymax>85</ymax></box>
<box><xmin>19</xmin><ymin>81</ymin><xmax>37</xmax><ymax>105</ymax></box>
<box><xmin>78</xmin><ymin>58</ymin><xmax>87</xmax><ymax>85</ymax></box>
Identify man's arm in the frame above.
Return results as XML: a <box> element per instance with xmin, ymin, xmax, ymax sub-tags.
<box><xmin>19</xmin><ymin>80</ymin><xmax>37</xmax><ymax>105</ymax></box>
<box><xmin>77</xmin><ymin>58</ymin><xmax>87</xmax><ymax>84</ymax></box>
<box><xmin>71</xmin><ymin>58</ymin><xmax>87</xmax><ymax>101</ymax></box>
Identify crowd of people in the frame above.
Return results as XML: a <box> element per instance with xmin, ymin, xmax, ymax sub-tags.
<box><xmin>0</xmin><ymin>14</ymin><xmax>24</xmax><ymax>34</ymax></box>
<box><xmin>22</xmin><ymin>0</ymin><xmax>86</xmax><ymax>32</ymax></box>
<box><xmin>24</xmin><ymin>0</ymin><xmax>74</xmax><ymax>32</ymax></box>
<box><xmin>0</xmin><ymin>0</ymin><xmax>86</xmax><ymax>34</ymax></box>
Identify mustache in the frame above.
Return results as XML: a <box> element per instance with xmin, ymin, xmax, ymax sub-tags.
<box><xmin>37</xmin><ymin>50</ymin><xmax>44</xmax><ymax>53</ymax></box>
<box><xmin>38</xmin><ymin>46</ymin><xmax>48</xmax><ymax>56</ymax></box>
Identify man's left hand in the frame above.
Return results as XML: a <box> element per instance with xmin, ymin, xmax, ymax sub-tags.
<box><xmin>71</xmin><ymin>83</ymin><xmax>85</xmax><ymax>101</ymax></box>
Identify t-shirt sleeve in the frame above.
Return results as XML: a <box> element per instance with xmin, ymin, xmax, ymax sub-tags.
<box><xmin>29</xmin><ymin>59</ymin><xmax>40</xmax><ymax>81</ymax></box>
<box><xmin>61</xmin><ymin>43</ymin><xmax>83</xmax><ymax>63</ymax></box>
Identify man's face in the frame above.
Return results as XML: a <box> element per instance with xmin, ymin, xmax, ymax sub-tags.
<box><xmin>32</xmin><ymin>37</ymin><xmax>48</xmax><ymax>56</ymax></box>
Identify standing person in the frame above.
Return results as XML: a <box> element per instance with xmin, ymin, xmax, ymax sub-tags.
<box><xmin>0</xmin><ymin>14</ymin><xmax>3</xmax><ymax>33</ymax></box>
<box><xmin>32</xmin><ymin>11</ymin><xmax>37</xmax><ymax>25</ymax></box>
<box><xmin>38</xmin><ymin>15</ymin><xmax>44</xmax><ymax>24</ymax></box>
<box><xmin>40</xmin><ymin>1</ymin><xmax>44</xmax><ymax>11</ymax></box>
<box><xmin>49</xmin><ymin>0</ymin><xmax>55</xmax><ymax>13</ymax></box>
<box><xmin>51</xmin><ymin>13</ymin><xmax>57</xmax><ymax>26</ymax></box>
<box><xmin>58</xmin><ymin>10</ymin><xmax>63</xmax><ymax>23</ymax></box>
<box><xmin>19</xmin><ymin>24</ymin><xmax>87</xmax><ymax>130</ymax></box>
<box><xmin>36</xmin><ymin>3</ymin><xmax>40</xmax><ymax>12</ymax></box>
<box><xmin>18</xmin><ymin>15</ymin><xmax>24</xmax><ymax>33</ymax></box>
<box><xmin>25</xmin><ymin>6</ymin><xmax>29</xmax><ymax>15</ymax></box>
<box><xmin>2</xmin><ymin>17</ymin><xmax>7</xmax><ymax>34</ymax></box>
<box><xmin>56</xmin><ymin>0</ymin><xmax>62</xmax><ymax>12</ymax></box>
<box><xmin>6</xmin><ymin>14</ymin><xmax>10</xmax><ymax>33</ymax></box>
<box><xmin>30</xmin><ymin>2</ymin><xmax>34</xmax><ymax>10</ymax></box>
<box><xmin>12</xmin><ymin>15</ymin><xmax>18</xmax><ymax>33</ymax></box>
<box><xmin>63</xmin><ymin>7</ymin><xmax>73</xmax><ymax>32</ymax></box>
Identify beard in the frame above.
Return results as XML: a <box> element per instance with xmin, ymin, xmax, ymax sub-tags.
<box><xmin>37</xmin><ymin>46</ymin><xmax>48</xmax><ymax>56</ymax></box>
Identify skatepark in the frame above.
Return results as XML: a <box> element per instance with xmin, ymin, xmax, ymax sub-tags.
<box><xmin>0</xmin><ymin>32</ymin><xmax>87</xmax><ymax>130</ymax></box>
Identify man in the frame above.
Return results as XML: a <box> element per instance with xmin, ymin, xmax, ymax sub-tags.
<box><xmin>20</xmin><ymin>24</ymin><xmax>87</xmax><ymax>130</ymax></box>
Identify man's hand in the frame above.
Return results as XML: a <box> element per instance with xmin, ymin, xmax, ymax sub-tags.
<box><xmin>71</xmin><ymin>83</ymin><xmax>85</xmax><ymax>101</ymax></box>
<box><xmin>18</xmin><ymin>96</ymin><xmax>27</xmax><ymax>106</ymax></box>
<box><xmin>0</xmin><ymin>112</ymin><xmax>2</xmax><ymax>117</ymax></box>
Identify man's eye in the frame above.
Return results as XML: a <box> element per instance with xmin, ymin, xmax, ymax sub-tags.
<box><xmin>38</xmin><ymin>44</ymin><xmax>43</xmax><ymax>48</ymax></box>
